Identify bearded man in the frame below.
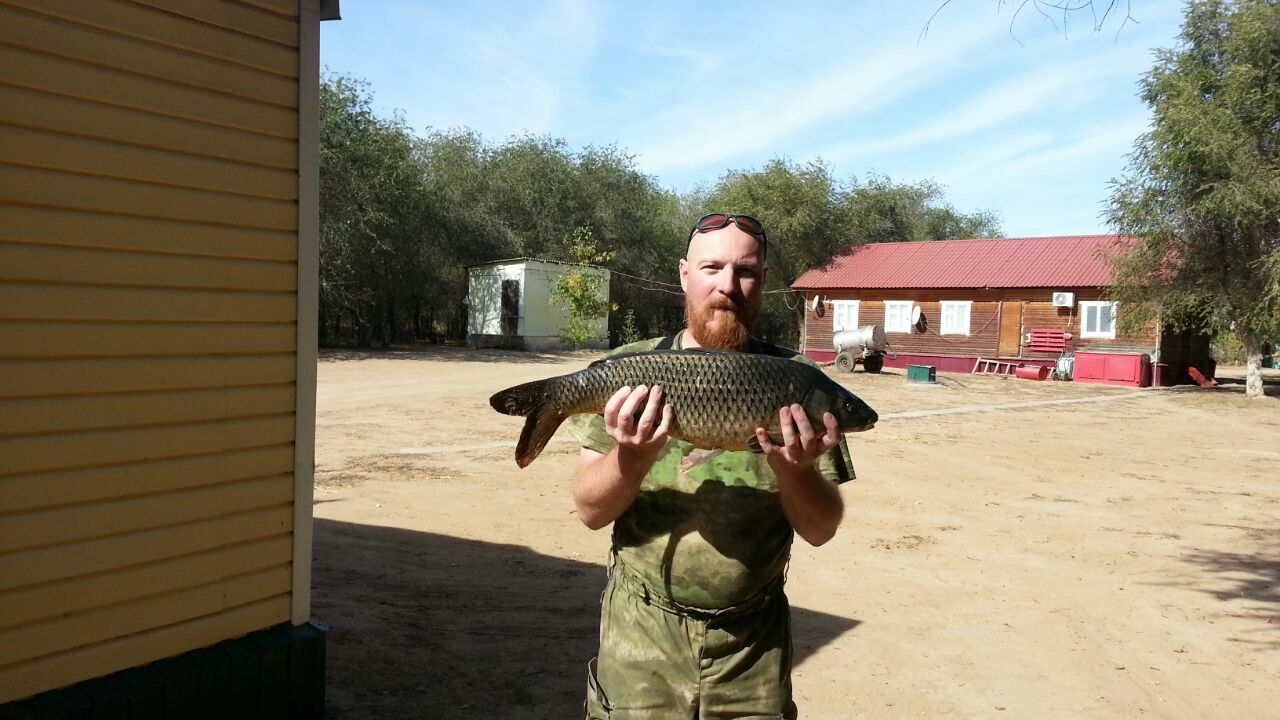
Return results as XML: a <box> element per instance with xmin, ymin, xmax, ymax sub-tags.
<box><xmin>569</xmin><ymin>213</ymin><xmax>855</xmax><ymax>719</ymax></box>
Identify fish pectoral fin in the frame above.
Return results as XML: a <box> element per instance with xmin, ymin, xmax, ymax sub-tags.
<box><xmin>745</xmin><ymin>430</ymin><xmax>785</xmax><ymax>454</ymax></box>
<box><xmin>679</xmin><ymin>448</ymin><xmax>723</xmax><ymax>472</ymax></box>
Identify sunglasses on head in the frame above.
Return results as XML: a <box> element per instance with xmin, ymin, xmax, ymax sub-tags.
<box><xmin>688</xmin><ymin>213</ymin><xmax>768</xmax><ymax>254</ymax></box>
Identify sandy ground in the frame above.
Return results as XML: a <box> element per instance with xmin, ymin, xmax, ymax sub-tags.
<box><xmin>310</xmin><ymin>347</ymin><xmax>1279</xmax><ymax>720</ymax></box>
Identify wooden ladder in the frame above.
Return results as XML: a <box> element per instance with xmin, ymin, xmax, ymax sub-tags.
<box><xmin>973</xmin><ymin>357</ymin><xmax>1019</xmax><ymax>375</ymax></box>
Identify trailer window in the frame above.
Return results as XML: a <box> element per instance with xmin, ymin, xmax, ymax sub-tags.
<box><xmin>1080</xmin><ymin>301</ymin><xmax>1118</xmax><ymax>339</ymax></box>
<box><xmin>832</xmin><ymin>300</ymin><xmax>859</xmax><ymax>332</ymax></box>
<box><xmin>941</xmin><ymin>301</ymin><xmax>971</xmax><ymax>335</ymax></box>
<box><xmin>884</xmin><ymin>301</ymin><xmax>913</xmax><ymax>333</ymax></box>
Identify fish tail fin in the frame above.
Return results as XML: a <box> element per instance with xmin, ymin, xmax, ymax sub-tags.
<box><xmin>489</xmin><ymin>378</ymin><xmax>551</xmax><ymax>417</ymax></box>
<box><xmin>516</xmin><ymin>406</ymin><xmax>568</xmax><ymax>468</ymax></box>
<box><xmin>489</xmin><ymin>379</ymin><xmax>566</xmax><ymax>468</ymax></box>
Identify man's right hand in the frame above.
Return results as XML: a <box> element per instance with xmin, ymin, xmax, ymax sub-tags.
<box><xmin>573</xmin><ymin>385</ymin><xmax>674</xmax><ymax>530</ymax></box>
<box><xmin>603</xmin><ymin>384</ymin><xmax>673</xmax><ymax>459</ymax></box>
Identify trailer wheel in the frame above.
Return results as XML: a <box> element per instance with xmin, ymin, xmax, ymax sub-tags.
<box><xmin>862</xmin><ymin>354</ymin><xmax>884</xmax><ymax>373</ymax></box>
<box><xmin>835</xmin><ymin>352</ymin><xmax>857</xmax><ymax>373</ymax></box>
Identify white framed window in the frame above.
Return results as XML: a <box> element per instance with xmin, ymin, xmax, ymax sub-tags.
<box><xmin>1080</xmin><ymin>301</ymin><xmax>1118</xmax><ymax>339</ymax></box>
<box><xmin>940</xmin><ymin>301</ymin><xmax>972</xmax><ymax>335</ymax></box>
<box><xmin>884</xmin><ymin>300</ymin><xmax>913</xmax><ymax>333</ymax></box>
<box><xmin>831</xmin><ymin>300</ymin><xmax>859</xmax><ymax>332</ymax></box>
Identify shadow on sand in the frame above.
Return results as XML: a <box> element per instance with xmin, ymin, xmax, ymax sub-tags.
<box><xmin>1207</xmin><ymin>367</ymin><xmax>1280</xmax><ymax>398</ymax></box>
<box><xmin>313</xmin><ymin>519</ymin><xmax>861</xmax><ymax>720</ymax></box>
<box><xmin>1177</xmin><ymin>532</ymin><xmax>1280</xmax><ymax>649</ymax></box>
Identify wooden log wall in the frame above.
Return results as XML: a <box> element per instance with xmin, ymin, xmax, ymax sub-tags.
<box><xmin>801</xmin><ymin>288</ymin><xmax>1159</xmax><ymax>359</ymax></box>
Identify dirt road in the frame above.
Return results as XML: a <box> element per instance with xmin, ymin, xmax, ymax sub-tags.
<box><xmin>311</xmin><ymin>347</ymin><xmax>1279</xmax><ymax>719</ymax></box>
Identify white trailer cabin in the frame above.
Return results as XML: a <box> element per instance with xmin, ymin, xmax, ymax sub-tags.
<box><xmin>466</xmin><ymin>258</ymin><xmax>611</xmax><ymax>351</ymax></box>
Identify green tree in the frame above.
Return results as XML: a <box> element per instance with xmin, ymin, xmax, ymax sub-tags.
<box><xmin>318</xmin><ymin>78</ymin><xmax>685</xmax><ymax>347</ymax></box>
<box><xmin>844</xmin><ymin>174</ymin><xmax>1001</xmax><ymax>245</ymax></box>
<box><xmin>315</xmin><ymin>75</ymin><xmax>993</xmax><ymax>352</ymax></box>
<box><xmin>551</xmin><ymin>227</ymin><xmax>614</xmax><ymax>348</ymax></box>
<box><xmin>1106</xmin><ymin>0</ymin><xmax>1280</xmax><ymax>398</ymax></box>
<box><xmin>319</xmin><ymin>74</ymin><xmax>433</xmax><ymax>347</ymax></box>
<box><xmin>619</xmin><ymin>308</ymin><xmax>642</xmax><ymax>345</ymax></box>
<box><xmin>418</xmin><ymin>129</ymin><xmax>518</xmax><ymax>338</ymax></box>
<box><xmin>470</xmin><ymin>135</ymin><xmax>683</xmax><ymax>343</ymax></box>
<box><xmin>704</xmin><ymin>159</ymin><xmax>853</xmax><ymax>345</ymax></box>
<box><xmin>703</xmin><ymin>159</ymin><xmax>1000</xmax><ymax>346</ymax></box>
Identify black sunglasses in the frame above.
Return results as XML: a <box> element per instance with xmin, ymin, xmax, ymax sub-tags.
<box><xmin>688</xmin><ymin>213</ymin><xmax>768</xmax><ymax>254</ymax></box>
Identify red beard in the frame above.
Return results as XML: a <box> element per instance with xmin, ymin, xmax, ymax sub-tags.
<box><xmin>685</xmin><ymin>297</ymin><xmax>755</xmax><ymax>350</ymax></box>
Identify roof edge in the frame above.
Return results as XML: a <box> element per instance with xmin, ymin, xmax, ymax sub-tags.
<box><xmin>465</xmin><ymin>256</ymin><xmax>608</xmax><ymax>271</ymax></box>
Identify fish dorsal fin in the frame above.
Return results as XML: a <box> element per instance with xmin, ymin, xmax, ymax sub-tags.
<box><xmin>588</xmin><ymin>351</ymin><xmax>651</xmax><ymax>368</ymax></box>
<box><xmin>588</xmin><ymin>348</ymin><xmax>730</xmax><ymax>367</ymax></box>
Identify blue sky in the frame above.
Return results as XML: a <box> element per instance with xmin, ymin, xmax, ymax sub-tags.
<box><xmin>320</xmin><ymin>1</ymin><xmax>1185</xmax><ymax>238</ymax></box>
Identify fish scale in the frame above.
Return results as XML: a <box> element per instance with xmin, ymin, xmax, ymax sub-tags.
<box><xmin>557</xmin><ymin>352</ymin><xmax>810</xmax><ymax>449</ymax></box>
<box><xmin>490</xmin><ymin>349</ymin><xmax>878</xmax><ymax>468</ymax></box>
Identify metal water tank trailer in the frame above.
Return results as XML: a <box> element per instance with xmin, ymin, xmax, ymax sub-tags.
<box><xmin>833</xmin><ymin>325</ymin><xmax>888</xmax><ymax>354</ymax></box>
<box><xmin>833</xmin><ymin>325</ymin><xmax>888</xmax><ymax>373</ymax></box>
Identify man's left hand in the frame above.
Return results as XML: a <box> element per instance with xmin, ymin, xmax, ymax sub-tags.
<box><xmin>754</xmin><ymin>405</ymin><xmax>840</xmax><ymax>476</ymax></box>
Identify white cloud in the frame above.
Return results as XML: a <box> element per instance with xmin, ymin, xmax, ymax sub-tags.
<box><xmin>964</xmin><ymin>116</ymin><xmax>1149</xmax><ymax>184</ymax></box>
<box><xmin>952</xmin><ymin>131</ymin><xmax>1056</xmax><ymax>171</ymax></box>
<box><xmin>939</xmin><ymin>116</ymin><xmax>1152</xmax><ymax>236</ymax></box>
<box><xmin>334</xmin><ymin>0</ymin><xmax>604</xmax><ymax>138</ymax></box>
<box><xmin>320</xmin><ymin>0</ymin><xmax>1185</xmax><ymax>237</ymax></box>
<box><xmin>629</xmin><ymin>15</ymin><xmax>1007</xmax><ymax>174</ymax></box>
<box><xmin>820</xmin><ymin>42</ymin><xmax>1148</xmax><ymax>164</ymax></box>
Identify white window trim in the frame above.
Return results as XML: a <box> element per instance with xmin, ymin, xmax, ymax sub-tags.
<box><xmin>295</xmin><ymin>0</ymin><xmax>323</xmax><ymax>625</ymax></box>
<box><xmin>1079</xmin><ymin>301</ymin><xmax>1118</xmax><ymax>339</ymax></box>
<box><xmin>831</xmin><ymin>300</ymin><xmax>859</xmax><ymax>332</ymax></box>
<box><xmin>884</xmin><ymin>300</ymin><xmax>913</xmax><ymax>333</ymax></box>
<box><xmin>940</xmin><ymin>300</ymin><xmax>972</xmax><ymax>335</ymax></box>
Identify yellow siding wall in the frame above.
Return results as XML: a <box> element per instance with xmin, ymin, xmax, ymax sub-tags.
<box><xmin>0</xmin><ymin>0</ymin><xmax>301</xmax><ymax>702</ymax></box>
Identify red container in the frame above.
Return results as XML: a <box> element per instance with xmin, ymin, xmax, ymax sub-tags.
<box><xmin>1015</xmin><ymin>364</ymin><xmax>1050</xmax><ymax>381</ymax></box>
<box><xmin>1073</xmin><ymin>352</ymin><xmax>1151</xmax><ymax>387</ymax></box>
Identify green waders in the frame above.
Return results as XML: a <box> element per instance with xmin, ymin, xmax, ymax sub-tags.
<box><xmin>585</xmin><ymin>558</ymin><xmax>798</xmax><ymax>720</ymax></box>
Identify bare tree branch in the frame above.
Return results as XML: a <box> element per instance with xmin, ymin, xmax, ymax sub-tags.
<box><xmin>1010</xmin><ymin>0</ymin><xmax>1033</xmax><ymax>46</ymax></box>
<box><xmin>1112</xmin><ymin>1</ymin><xmax>1138</xmax><ymax>40</ymax></box>
<box><xmin>917</xmin><ymin>0</ymin><xmax>956</xmax><ymax>44</ymax></box>
<box><xmin>1032</xmin><ymin>0</ymin><xmax>1063</xmax><ymax>34</ymax></box>
<box><xmin>1097</xmin><ymin>0</ymin><xmax>1114</xmax><ymax>26</ymax></box>
<box><xmin>922</xmin><ymin>1</ymin><xmax>1138</xmax><ymax>43</ymax></box>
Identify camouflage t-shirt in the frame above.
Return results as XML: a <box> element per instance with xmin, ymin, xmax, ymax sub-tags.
<box><xmin>568</xmin><ymin>332</ymin><xmax>855</xmax><ymax>610</ymax></box>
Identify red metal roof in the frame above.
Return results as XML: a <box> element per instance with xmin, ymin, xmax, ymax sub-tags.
<box><xmin>791</xmin><ymin>235</ymin><xmax>1133</xmax><ymax>290</ymax></box>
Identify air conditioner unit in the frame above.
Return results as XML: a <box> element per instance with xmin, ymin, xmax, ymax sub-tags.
<box><xmin>1052</xmin><ymin>291</ymin><xmax>1075</xmax><ymax>307</ymax></box>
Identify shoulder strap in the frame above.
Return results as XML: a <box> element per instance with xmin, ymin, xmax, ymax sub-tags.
<box><xmin>749</xmin><ymin>337</ymin><xmax>798</xmax><ymax>359</ymax></box>
<box><xmin>654</xmin><ymin>334</ymin><xmax>794</xmax><ymax>357</ymax></box>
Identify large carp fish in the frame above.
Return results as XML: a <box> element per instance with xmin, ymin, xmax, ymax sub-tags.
<box><xmin>489</xmin><ymin>349</ymin><xmax>878</xmax><ymax>468</ymax></box>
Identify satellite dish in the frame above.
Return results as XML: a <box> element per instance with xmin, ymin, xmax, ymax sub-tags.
<box><xmin>911</xmin><ymin>305</ymin><xmax>928</xmax><ymax>333</ymax></box>
<box><xmin>810</xmin><ymin>295</ymin><xmax>826</xmax><ymax>318</ymax></box>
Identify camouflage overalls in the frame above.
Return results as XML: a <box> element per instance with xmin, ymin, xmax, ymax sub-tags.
<box><xmin>570</xmin><ymin>333</ymin><xmax>854</xmax><ymax>719</ymax></box>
